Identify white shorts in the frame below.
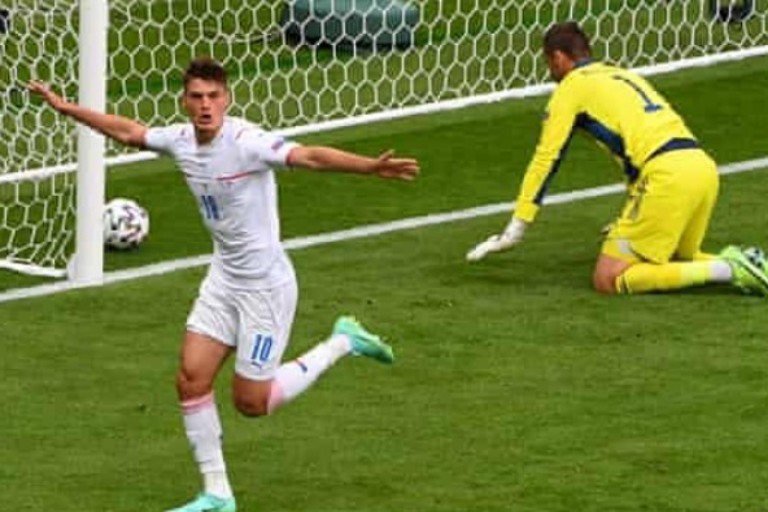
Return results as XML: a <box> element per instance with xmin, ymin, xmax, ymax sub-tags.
<box><xmin>186</xmin><ymin>272</ymin><xmax>298</xmax><ymax>381</ymax></box>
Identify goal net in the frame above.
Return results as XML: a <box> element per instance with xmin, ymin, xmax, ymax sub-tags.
<box><xmin>1</xmin><ymin>2</ymin><xmax>78</xmax><ymax>277</ymax></box>
<box><xmin>3</xmin><ymin>0</ymin><xmax>767</xmax><ymax>279</ymax></box>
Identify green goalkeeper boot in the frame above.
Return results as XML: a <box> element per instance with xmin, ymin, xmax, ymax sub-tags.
<box><xmin>719</xmin><ymin>245</ymin><xmax>768</xmax><ymax>296</ymax></box>
<box><xmin>333</xmin><ymin>316</ymin><xmax>394</xmax><ymax>364</ymax></box>
<box><xmin>165</xmin><ymin>493</ymin><xmax>236</xmax><ymax>512</ymax></box>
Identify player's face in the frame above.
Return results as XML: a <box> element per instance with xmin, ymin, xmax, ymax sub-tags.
<box><xmin>545</xmin><ymin>50</ymin><xmax>572</xmax><ymax>82</ymax></box>
<box><xmin>182</xmin><ymin>78</ymin><xmax>230</xmax><ymax>142</ymax></box>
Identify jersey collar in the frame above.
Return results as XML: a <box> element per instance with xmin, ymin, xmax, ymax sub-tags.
<box><xmin>196</xmin><ymin>120</ymin><xmax>228</xmax><ymax>149</ymax></box>
<box><xmin>573</xmin><ymin>58</ymin><xmax>595</xmax><ymax>69</ymax></box>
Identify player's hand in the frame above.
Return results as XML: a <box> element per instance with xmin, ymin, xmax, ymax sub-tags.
<box><xmin>27</xmin><ymin>81</ymin><xmax>68</xmax><ymax>111</ymax></box>
<box><xmin>466</xmin><ymin>217</ymin><xmax>528</xmax><ymax>262</ymax></box>
<box><xmin>371</xmin><ymin>150</ymin><xmax>419</xmax><ymax>181</ymax></box>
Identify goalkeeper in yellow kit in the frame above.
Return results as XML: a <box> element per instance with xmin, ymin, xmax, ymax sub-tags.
<box><xmin>467</xmin><ymin>21</ymin><xmax>768</xmax><ymax>296</ymax></box>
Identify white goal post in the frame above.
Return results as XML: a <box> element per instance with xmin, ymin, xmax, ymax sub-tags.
<box><xmin>2</xmin><ymin>0</ymin><xmax>767</xmax><ymax>283</ymax></box>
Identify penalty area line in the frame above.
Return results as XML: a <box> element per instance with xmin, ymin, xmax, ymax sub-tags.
<box><xmin>0</xmin><ymin>155</ymin><xmax>767</xmax><ymax>304</ymax></box>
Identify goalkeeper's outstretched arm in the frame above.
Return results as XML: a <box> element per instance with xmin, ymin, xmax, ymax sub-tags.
<box><xmin>27</xmin><ymin>81</ymin><xmax>147</xmax><ymax>148</ymax></box>
<box><xmin>466</xmin><ymin>76</ymin><xmax>580</xmax><ymax>262</ymax></box>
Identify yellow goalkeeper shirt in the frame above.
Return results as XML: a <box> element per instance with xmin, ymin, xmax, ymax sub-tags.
<box><xmin>514</xmin><ymin>60</ymin><xmax>698</xmax><ymax>223</ymax></box>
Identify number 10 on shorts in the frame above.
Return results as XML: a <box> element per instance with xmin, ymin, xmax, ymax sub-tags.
<box><xmin>250</xmin><ymin>333</ymin><xmax>273</xmax><ymax>366</ymax></box>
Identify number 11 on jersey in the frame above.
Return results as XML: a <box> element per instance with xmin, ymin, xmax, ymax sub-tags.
<box><xmin>200</xmin><ymin>194</ymin><xmax>221</xmax><ymax>220</ymax></box>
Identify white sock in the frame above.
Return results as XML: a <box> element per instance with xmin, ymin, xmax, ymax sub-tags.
<box><xmin>712</xmin><ymin>260</ymin><xmax>734</xmax><ymax>282</ymax></box>
<box><xmin>267</xmin><ymin>334</ymin><xmax>352</xmax><ymax>413</ymax></box>
<box><xmin>203</xmin><ymin>471</ymin><xmax>232</xmax><ymax>500</ymax></box>
<box><xmin>181</xmin><ymin>392</ymin><xmax>233</xmax><ymax>499</ymax></box>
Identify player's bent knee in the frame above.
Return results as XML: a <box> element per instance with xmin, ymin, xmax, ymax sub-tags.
<box><xmin>593</xmin><ymin>254</ymin><xmax>633</xmax><ymax>295</ymax></box>
<box><xmin>232</xmin><ymin>376</ymin><xmax>274</xmax><ymax>417</ymax></box>
<box><xmin>592</xmin><ymin>270</ymin><xmax>619</xmax><ymax>294</ymax></box>
<box><xmin>233</xmin><ymin>393</ymin><xmax>270</xmax><ymax>417</ymax></box>
<box><xmin>176</xmin><ymin>369</ymin><xmax>214</xmax><ymax>401</ymax></box>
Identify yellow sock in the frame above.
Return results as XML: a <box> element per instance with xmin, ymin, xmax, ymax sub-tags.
<box><xmin>616</xmin><ymin>261</ymin><xmax>721</xmax><ymax>294</ymax></box>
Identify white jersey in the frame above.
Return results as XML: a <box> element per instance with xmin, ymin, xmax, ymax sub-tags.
<box><xmin>144</xmin><ymin>117</ymin><xmax>300</xmax><ymax>289</ymax></box>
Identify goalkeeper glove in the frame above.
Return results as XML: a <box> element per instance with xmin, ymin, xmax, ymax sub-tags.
<box><xmin>466</xmin><ymin>217</ymin><xmax>528</xmax><ymax>262</ymax></box>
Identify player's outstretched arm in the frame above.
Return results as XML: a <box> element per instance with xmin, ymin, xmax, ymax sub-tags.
<box><xmin>288</xmin><ymin>146</ymin><xmax>419</xmax><ymax>181</ymax></box>
<box><xmin>27</xmin><ymin>81</ymin><xmax>147</xmax><ymax>148</ymax></box>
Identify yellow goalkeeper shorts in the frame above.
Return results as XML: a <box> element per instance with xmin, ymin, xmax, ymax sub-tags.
<box><xmin>601</xmin><ymin>149</ymin><xmax>719</xmax><ymax>264</ymax></box>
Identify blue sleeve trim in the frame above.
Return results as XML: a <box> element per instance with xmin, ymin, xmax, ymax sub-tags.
<box><xmin>533</xmin><ymin>130</ymin><xmax>575</xmax><ymax>205</ymax></box>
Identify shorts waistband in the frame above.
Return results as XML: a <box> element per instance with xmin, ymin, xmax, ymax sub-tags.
<box><xmin>645</xmin><ymin>138</ymin><xmax>700</xmax><ymax>164</ymax></box>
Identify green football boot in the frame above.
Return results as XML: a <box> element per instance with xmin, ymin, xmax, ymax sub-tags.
<box><xmin>333</xmin><ymin>316</ymin><xmax>394</xmax><ymax>364</ymax></box>
<box><xmin>165</xmin><ymin>493</ymin><xmax>236</xmax><ymax>512</ymax></box>
<box><xmin>719</xmin><ymin>245</ymin><xmax>768</xmax><ymax>296</ymax></box>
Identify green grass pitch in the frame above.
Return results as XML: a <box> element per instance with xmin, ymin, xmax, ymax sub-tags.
<box><xmin>1</xmin><ymin>56</ymin><xmax>768</xmax><ymax>511</ymax></box>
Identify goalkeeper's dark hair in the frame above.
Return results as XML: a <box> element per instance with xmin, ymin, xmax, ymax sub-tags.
<box><xmin>543</xmin><ymin>22</ymin><xmax>592</xmax><ymax>59</ymax></box>
<box><xmin>183</xmin><ymin>57</ymin><xmax>228</xmax><ymax>90</ymax></box>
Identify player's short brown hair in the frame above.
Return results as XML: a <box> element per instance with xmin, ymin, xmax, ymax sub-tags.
<box><xmin>183</xmin><ymin>57</ymin><xmax>228</xmax><ymax>90</ymax></box>
<box><xmin>543</xmin><ymin>22</ymin><xmax>591</xmax><ymax>59</ymax></box>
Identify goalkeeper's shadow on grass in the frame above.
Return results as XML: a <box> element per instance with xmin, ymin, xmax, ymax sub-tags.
<box><xmin>645</xmin><ymin>283</ymin><xmax>754</xmax><ymax>297</ymax></box>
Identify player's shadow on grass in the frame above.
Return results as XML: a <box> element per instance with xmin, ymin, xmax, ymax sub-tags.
<box><xmin>465</xmin><ymin>261</ymin><xmax>753</xmax><ymax>298</ymax></box>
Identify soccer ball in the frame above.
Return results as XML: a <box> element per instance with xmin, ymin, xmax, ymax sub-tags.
<box><xmin>103</xmin><ymin>198</ymin><xmax>150</xmax><ymax>250</ymax></box>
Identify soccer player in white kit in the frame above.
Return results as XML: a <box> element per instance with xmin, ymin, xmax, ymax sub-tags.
<box><xmin>28</xmin><ymin>57</ymin><xmax>419</xmax><ymax>512</ymax></box>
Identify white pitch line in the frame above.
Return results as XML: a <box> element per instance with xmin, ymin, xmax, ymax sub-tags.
<box><xmin>1</xmin><ymin>156</ymin><xmax>767</xmax><ymax>304</ymax></box>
